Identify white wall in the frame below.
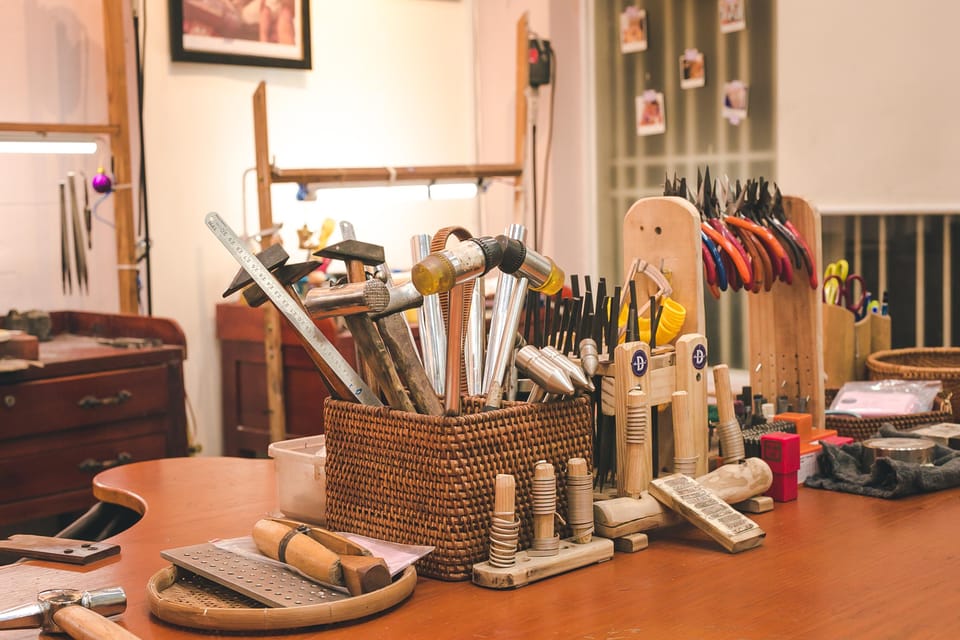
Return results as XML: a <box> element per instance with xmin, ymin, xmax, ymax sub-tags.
<box><xmin>777</xmin><ymin>0</ymin><xmax>960</xmax><ymax>211</ymax></box>
<box><xmin>0</xmin><ymin>0</ymin><xmax>121</xmax><ymax>312</ymax></box>
<box><xmin>145</xmin><ymin>0</ymin><xmax>479</xmax><ymax>454</ymax></box>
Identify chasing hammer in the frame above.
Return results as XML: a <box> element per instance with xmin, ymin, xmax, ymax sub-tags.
<box><xmin>0</xmin><ymin>587</ymin><xmax>137</xmax><ymax>639</ymax></box>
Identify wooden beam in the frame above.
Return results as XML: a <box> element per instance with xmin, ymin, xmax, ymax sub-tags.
<box><xmin>513</xmin><ymin>13</ymin><xmax>529</xmax><ymax>220</ymax></box>
<box><xmin>102</xmin><ymin>0</ymin><xmax>138</xmax><ymax>313</ymax></box>
<box><xmin>271</xmin><ymin>163</ymin><xmax>521</xmax><ymax>185</ymax></box>
<box><xmin>0</xmin><ymin>122</ymin><xmax>119</xmax><ymax>135</ymax></box>
<box><xmin>252</xmin><ymin>82</ymin><xmax>286</xmax><ymax>446</ymax></box>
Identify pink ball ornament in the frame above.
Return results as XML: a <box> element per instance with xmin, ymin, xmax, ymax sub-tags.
<box><xmin>92</xmin><ymin>169</ymin><xmax>113</xmax><ymax>194</ymax></box>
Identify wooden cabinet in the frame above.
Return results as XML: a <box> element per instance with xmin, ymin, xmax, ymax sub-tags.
<box><xmin>0</xmin><ymin>311</ymin><xmax>188</xmax><ymax>528</ymax></box>
<box><xmin>217</xmin><ymin>303</ymin><xmax>355</xmax><ymax>457</ymax></box>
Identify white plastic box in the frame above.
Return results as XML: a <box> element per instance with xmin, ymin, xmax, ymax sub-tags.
<box><xmin>267</xmin><ymin>435</ymin><xmax>326</xmax><ymax>525</ymax></box>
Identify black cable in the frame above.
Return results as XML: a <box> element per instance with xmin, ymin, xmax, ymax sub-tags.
<box><xmin>133</xmin><ymin>3</ymin><xmax>153</xmax><ymax>315</ymax></box>
<box><xmin>537</xmin><ymin>47</ymin><xmax>557</xmax><ymax>252</ymax></box>
<box><xmin>531</xmin><ymin>120</ymin><xmax>539</xmax><ymax>252</ymax></box>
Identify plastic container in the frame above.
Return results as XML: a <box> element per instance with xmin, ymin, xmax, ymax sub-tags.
<box><xmin>267</xmin><ymin>435</ymin><xmax>326</xmax><ymax>525</ymax></box>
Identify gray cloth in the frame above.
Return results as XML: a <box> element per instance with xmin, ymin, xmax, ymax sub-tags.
<box><xmin>804</xmin><ymin>424</ymin><xmax>960</xmax><ymax>498</ymax></box>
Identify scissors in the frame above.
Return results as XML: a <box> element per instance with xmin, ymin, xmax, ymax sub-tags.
<box><xmin>822</xmin><ymin>259</ymin><xmax>867</xmax><ymax>315</ymax></box>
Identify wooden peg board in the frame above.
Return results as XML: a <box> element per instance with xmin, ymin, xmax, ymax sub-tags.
<box><xmin>745</xmin><ymin>196</ymin><xmax>825</xmax><ymax>429</ymax></box>
<box><xmin>621</xmin><ymin>196</ymin><xmax>705</xmax><ymax>338</ymax></box>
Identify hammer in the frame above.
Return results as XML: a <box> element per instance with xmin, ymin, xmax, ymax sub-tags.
<box><xmin>315</xmin><ymin>238</ymin><xmax>417</xmax><ymax>413</ymax></box>
<box><xmin>222</xmin><ymin>244</ymin><xmax>366</xmax><ymax>402</ymax></box>
<box><xmin>0</xmin><ymin>586</ymin><xmax>139</xmax><ymax>639</ymax></box>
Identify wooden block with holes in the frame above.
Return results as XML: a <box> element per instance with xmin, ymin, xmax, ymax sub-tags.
<box><xmin>472</xmin><ymin>537</ymin><xmax>614</xmax><ymax>589</ymax></box>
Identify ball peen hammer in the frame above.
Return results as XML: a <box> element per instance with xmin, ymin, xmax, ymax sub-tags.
<box><xmin>0</xmin><ymin>586</ymin><xmax>139</xmax><ymax>639</ymax></box>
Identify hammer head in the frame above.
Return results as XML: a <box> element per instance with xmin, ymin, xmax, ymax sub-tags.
<box><xmin>0</xmin><ymin>587</ymin><xmax>125</xmax><ymax>633</ymax></box>
<box><xmin>313</xmin><ymin>239</ymin><xmax>384</xmax><ymax>266</ymax></box>
<box><xmin>222</xmin><ymin>243</ymin><xmax>289</xmax><ymax>297</ymax></box>
<box><xmin>242</xmin><ymin>261</ymin><xmax>320</xmax><ymax>307</ymax></box>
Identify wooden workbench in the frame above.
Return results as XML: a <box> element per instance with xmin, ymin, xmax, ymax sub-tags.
<box><xmin>0</xmin><ymin>456</ymin><xmax>956</xmax><ymax>639</ymax></box>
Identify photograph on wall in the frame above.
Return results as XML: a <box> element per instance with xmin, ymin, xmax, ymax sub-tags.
<box><xmin>679</xmin><ymin>49</ymin><xmax>706</xmax><ymax>89</ymax></box>
<box><xmin>619</xmin><ymin>6</ymin><xmax>648</xmax><ymax>53</ymax></box>
<box><xmin>636</xmin><ymin>90</ymin><xmax>666</xmax><ymax>136</ymax></box>
<box><xmin>722</xmin><ymin>81</ymin><xmax>749</xmax><ymax>124</ymax></box>
<box><xmin>719</xmin><ymin>0</ymin><xmax>746</xmax><ymax>34</ymax></box>
<box><xmin>169</xmin><ymin>0</ymin><xmax>312</xmax><ymax>69</ymax></box>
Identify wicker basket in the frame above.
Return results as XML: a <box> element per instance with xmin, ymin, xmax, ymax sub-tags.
<box><xmin>324</xmin><ymin>396</ymin><xmax>593</xmax><ymax>581</ymax></box>
<box><xmin>825</xmin><ymin>410</ymin><xmax>954</xmax><ymax>442</ymax></box>
<box><xmin>866</xmin><ymin>347</ymin><xmax>960</xmax><ymax>419</ymax></box>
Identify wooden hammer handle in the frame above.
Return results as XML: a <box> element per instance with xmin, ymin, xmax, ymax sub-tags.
<box><xmin>52</xmin><ymin>605</ymin><xmax>140</xmax><ymax>640</ymax></box>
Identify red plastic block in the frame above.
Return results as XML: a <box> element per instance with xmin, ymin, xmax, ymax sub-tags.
<box><xmin>767</xmin><ymin>471</ymin><xmax>798</xmax><ymax>502</ymax></box>
<box><xmin>761</xmin><ymin>432</ymin><xmax>801</xmax><ymax>474</ymax></box>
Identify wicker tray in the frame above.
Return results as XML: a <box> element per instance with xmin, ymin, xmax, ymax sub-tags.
<box><xmin>825</xmin><ymin>410</ymin><xmax>954</xmax><ymax>442</ymax></box>
<box><xmin>324</xmin><ymin>396</ymin><xmax>593</xmax><ymax>581</ymax></box>
<box><xmin>146</xmin><ymin>564</ymin><xmax>417</xmax><ymax>631</ymax></box>
<box><xmin>867</xmin><ymin>347</ymin><xmax>960</xmax><ymax>419</ymax></box>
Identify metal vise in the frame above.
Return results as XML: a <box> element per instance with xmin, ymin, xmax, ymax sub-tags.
<box><xmin>0</xmin><ymin>586</ymin><xmax>131</xmax><ymax>637</ymax></box>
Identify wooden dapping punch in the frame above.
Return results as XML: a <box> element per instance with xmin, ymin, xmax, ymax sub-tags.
<box><xmin>624</xmin><ymin>388</ymin><xmax>648</xmax><ymax>497</ymax></box>
<box><xmin>713</xmin><ymin>364</ymin><xmax>746</xmax><ymax>463</ymax></box>
<box><xmin>488</xmin><ymin>474</ymin><xmax>520</xmax><ymax>568</ymax></box>
<box><xmin>616</xmin><ymin>341</ymin><xmax>650</xmax><ymax>495</ymax></box>
<box><xmin>670</xmin><ymin>390</ymin><xmax>697</xmax><ymax>475</ymax></box>
<box><xmin>253</xmin><ymin>519</ymin><xmax>390</xmax><ymax>596</ymax></box>
<box><xmin>529</xmin><ymin>461</ymin><xmax>559</xmax><ymax>557</ymax></box>
<box><xmin>566</xmin><ymin>458</ymin><xmax>594</xmax><ymax>544</ymax></box>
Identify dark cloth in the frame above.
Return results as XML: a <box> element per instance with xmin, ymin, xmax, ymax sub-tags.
<box><xmin>804</xmin><ymin>424</ymin><xmax>960</xmax><ymax>498</ymax></box>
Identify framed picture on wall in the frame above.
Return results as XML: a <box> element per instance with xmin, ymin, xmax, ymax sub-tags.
<box><xmin>169</xmin><ymin>0</ymin><xmax>312</xmax><ymax>69</ymax></box>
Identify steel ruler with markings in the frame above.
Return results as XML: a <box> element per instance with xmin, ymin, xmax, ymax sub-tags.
<box><xmin>205</xmin><ymin>212</ymin><xmax>380</xmax><ymax>406</ymax></box>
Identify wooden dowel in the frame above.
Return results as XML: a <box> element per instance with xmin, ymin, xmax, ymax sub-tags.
<box><xmin>671</xmin><ymin>390</ymin><xmax>695</xmax><ymax>460</ymax></box>
<box><xmin>533</xmin><ymin>462</ymin><xmax>555</xmax><ymax>542</ymax></box>
<box><xmin>253</xmin><ymin>519</ymin><xmax>342</xmax><ymax>585</ymax></box>
<box><xmin>713</xmin><ymin>364</ymin><xmax>736</xmax><ymax>425</ymax></box>
<box><xmin>495</xmin><ymin>474</ymin><xmax>516</xmax><ymax>515</ymax></box>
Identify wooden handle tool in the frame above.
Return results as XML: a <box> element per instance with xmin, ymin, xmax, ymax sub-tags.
<box><xmin>52</xmin><ymin>605</ymin><xmax>140</xmax><ymax>640</ymax></box>
<box><xmin>253</xmin><ymin>519</ymin><xmax>390</xmax><ymax>596</ymax></box>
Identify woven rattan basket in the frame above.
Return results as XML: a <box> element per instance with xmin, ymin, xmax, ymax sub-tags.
<box><xmin>867</xmin><ymin>347</ymin><xmax>960</xmax><ymax>419</ymax></box>
<box><xmin>825</xmin><ymin>410</ymin><xmax>954</xmax><ymax>442</ymax></box>
<box><xmin>324</xmin><ymin>396</ymin><xmax>592</xmax><ymax>581</ymax></box>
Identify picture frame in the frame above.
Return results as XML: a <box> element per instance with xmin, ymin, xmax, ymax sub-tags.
<box><xmin>169</xmin><ymin>0</ymin><xmax>312</xmax><ymax>70</ymax></box>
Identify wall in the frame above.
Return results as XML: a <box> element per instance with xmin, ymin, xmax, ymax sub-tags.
<box><xmin>777</xmin><ymin>0</ymin><xmax>960</xmax><ymax>211</ymax></box>
<box><xmin>0</xmin><ymin>0</ymin><xmax>122</xmax><ymax>312</ymax></box>
<box><xmin>2</xmin><ymin>1</ymin><xmax>480</xmax><ymax>456</ymax></box>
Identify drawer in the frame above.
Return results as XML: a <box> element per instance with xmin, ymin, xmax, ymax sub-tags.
<box><xmin>0</xmin><ymin>365</ymin><xmax>170</xmax><ymax>439</ymax></box>
<box><xmin>0</xmin><ymin>428</ymin><xmax>168</xmax><ymax>510</ymax></box>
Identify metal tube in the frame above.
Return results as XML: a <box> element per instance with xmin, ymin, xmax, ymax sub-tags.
<box><xmin>303</xmin><ymin>280</ymin><xmax>390</xmax><ymax>318</ymax></box>
<box><xmin>412</xmin><ymin>234</ymin><xmax>446</xmax><ymax>395</ymax></box>
<box><xmin>465</xmin><ymin>276</ymin><xmax>485</xmax><ymax>395</ymax></box>
<box><xmin>484</xmin><ymin>276</ymin><xmax>529</xmax><ymax>410</ymax></box>
<box><xmin>483</xmin><ymin>223</ymin><xmax>526</xmax><ymax>393</ymax></box>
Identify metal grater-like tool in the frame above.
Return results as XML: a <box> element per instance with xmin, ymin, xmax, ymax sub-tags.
<box><xmin>160</xmin><ymin>543</ymin><xmax>348</xmax><ymax>608</ymax></box>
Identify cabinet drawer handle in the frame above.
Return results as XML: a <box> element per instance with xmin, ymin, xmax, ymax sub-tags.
<box><xmin>78</xmin><ymin>452</ymin><xmax>133</xmax><ymax>473</ymax></box>
<box><xmin>77</xmin><ymin>389</ymin><xmax>133</xmax><ymax>409</ymax></box>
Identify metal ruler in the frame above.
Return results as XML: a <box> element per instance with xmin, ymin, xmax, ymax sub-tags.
<box><xmin>205</xmin><ymin>212</ymin><xmax>380</xmax><ymax>406</ymax></box>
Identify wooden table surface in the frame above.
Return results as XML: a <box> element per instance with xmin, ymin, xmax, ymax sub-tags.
<box><xmin>1</xmin><ymin>456</ymin><xmax>957</xmax><ymax>639</ymax></box>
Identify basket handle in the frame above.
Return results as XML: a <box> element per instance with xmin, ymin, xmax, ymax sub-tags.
<box><xmin>430</xmin><ymin>226</ymin><xmax>475</xmax><ymax>402</ymax></box>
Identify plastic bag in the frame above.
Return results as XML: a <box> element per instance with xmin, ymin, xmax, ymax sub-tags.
<box><xmin>827</xmin><ymin>379</ymin><xmax>942</xmax><ymax>417</ymax></box>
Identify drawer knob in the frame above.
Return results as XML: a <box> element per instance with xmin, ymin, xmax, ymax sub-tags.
<box><xmin>3</xmin><ymin>395</ymin><xmax>13</xmax><ymax>408</ymax></box>
<box><xmin>78</xmin><ymin>452</ymin><xmax>133</xmax><ymax>473</ymax></box>
<box><xmin>77</xmin><ymin>389</ymin><xmax>133</xmax><ymax>409</ymax></box>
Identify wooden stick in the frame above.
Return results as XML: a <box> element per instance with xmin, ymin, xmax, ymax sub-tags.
<box><xmin>495</xmin><ymin>474</ymin><xmax>516</xmax><ymax>515</ymax></box>
<box><xmin>52</xmin><ymin>605</ymin><xmax>140</xmax><ymax>640</ymax></box>
<box><xmin>713</xmin><ymin>364</ymin><xmax>736</xmax><ymax>426</ymax></box>
<box><xmin>671</xmin><ymin>390</ymin><xmax>695</xmax><ymax>460</ymax></box>
<box><xmin>533</xmin><ymin>462</ymin><xmax>555</xmax><ymax>543</ymax></box>
<box><xmin>624</xmin><ymin>388</ymin><xmax>647</xmax><ymax>497</ymax></box>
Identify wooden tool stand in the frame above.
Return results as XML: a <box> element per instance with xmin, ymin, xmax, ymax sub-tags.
<box><xmin>744</xmin><ymin>196</ymin><xmax>825</xmax><ymax>429</ymax></box>
<box><xmin>614</xmin><ymin>197</ymin><xmax>710</xmax><ymax>494</ymax></box>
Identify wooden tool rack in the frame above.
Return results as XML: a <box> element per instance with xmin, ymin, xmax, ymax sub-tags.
<box><xmin>615</xmin><ymin>194</ymin><xmax>826</xmax><ymax>496</ymax></box>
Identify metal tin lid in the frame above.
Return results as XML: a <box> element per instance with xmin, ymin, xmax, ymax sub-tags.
<box><xmin>862</xmin><ymin>437</ymin><xmax>935</xmax><ymax>466</ymax></box>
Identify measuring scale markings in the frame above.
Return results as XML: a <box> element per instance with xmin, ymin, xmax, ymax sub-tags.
<box><xmin>205</xmin><ymin>212</ymin><xmax>380</xmax><ymax>406</ymax></box>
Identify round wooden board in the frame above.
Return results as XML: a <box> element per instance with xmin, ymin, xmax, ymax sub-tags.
<box><xmin>147</xmin><ymin>564</ymin><xmax>417</xmax><ymax>632</ymax></box>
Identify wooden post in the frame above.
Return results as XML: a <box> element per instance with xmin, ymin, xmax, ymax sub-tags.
<box><xmin>513</xmin><ymin>13</ymin><xmax>529</xmax><ymax>224</ymax></box>
<box><xmin>101</xmin><ymin>0</ymin><xmax>138</xmax><ymax>313</ymax></box>
<box><xmin>252</xmin><ymin>82</ymin><xmax>287</xmax><ymax>444</ymax></box>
